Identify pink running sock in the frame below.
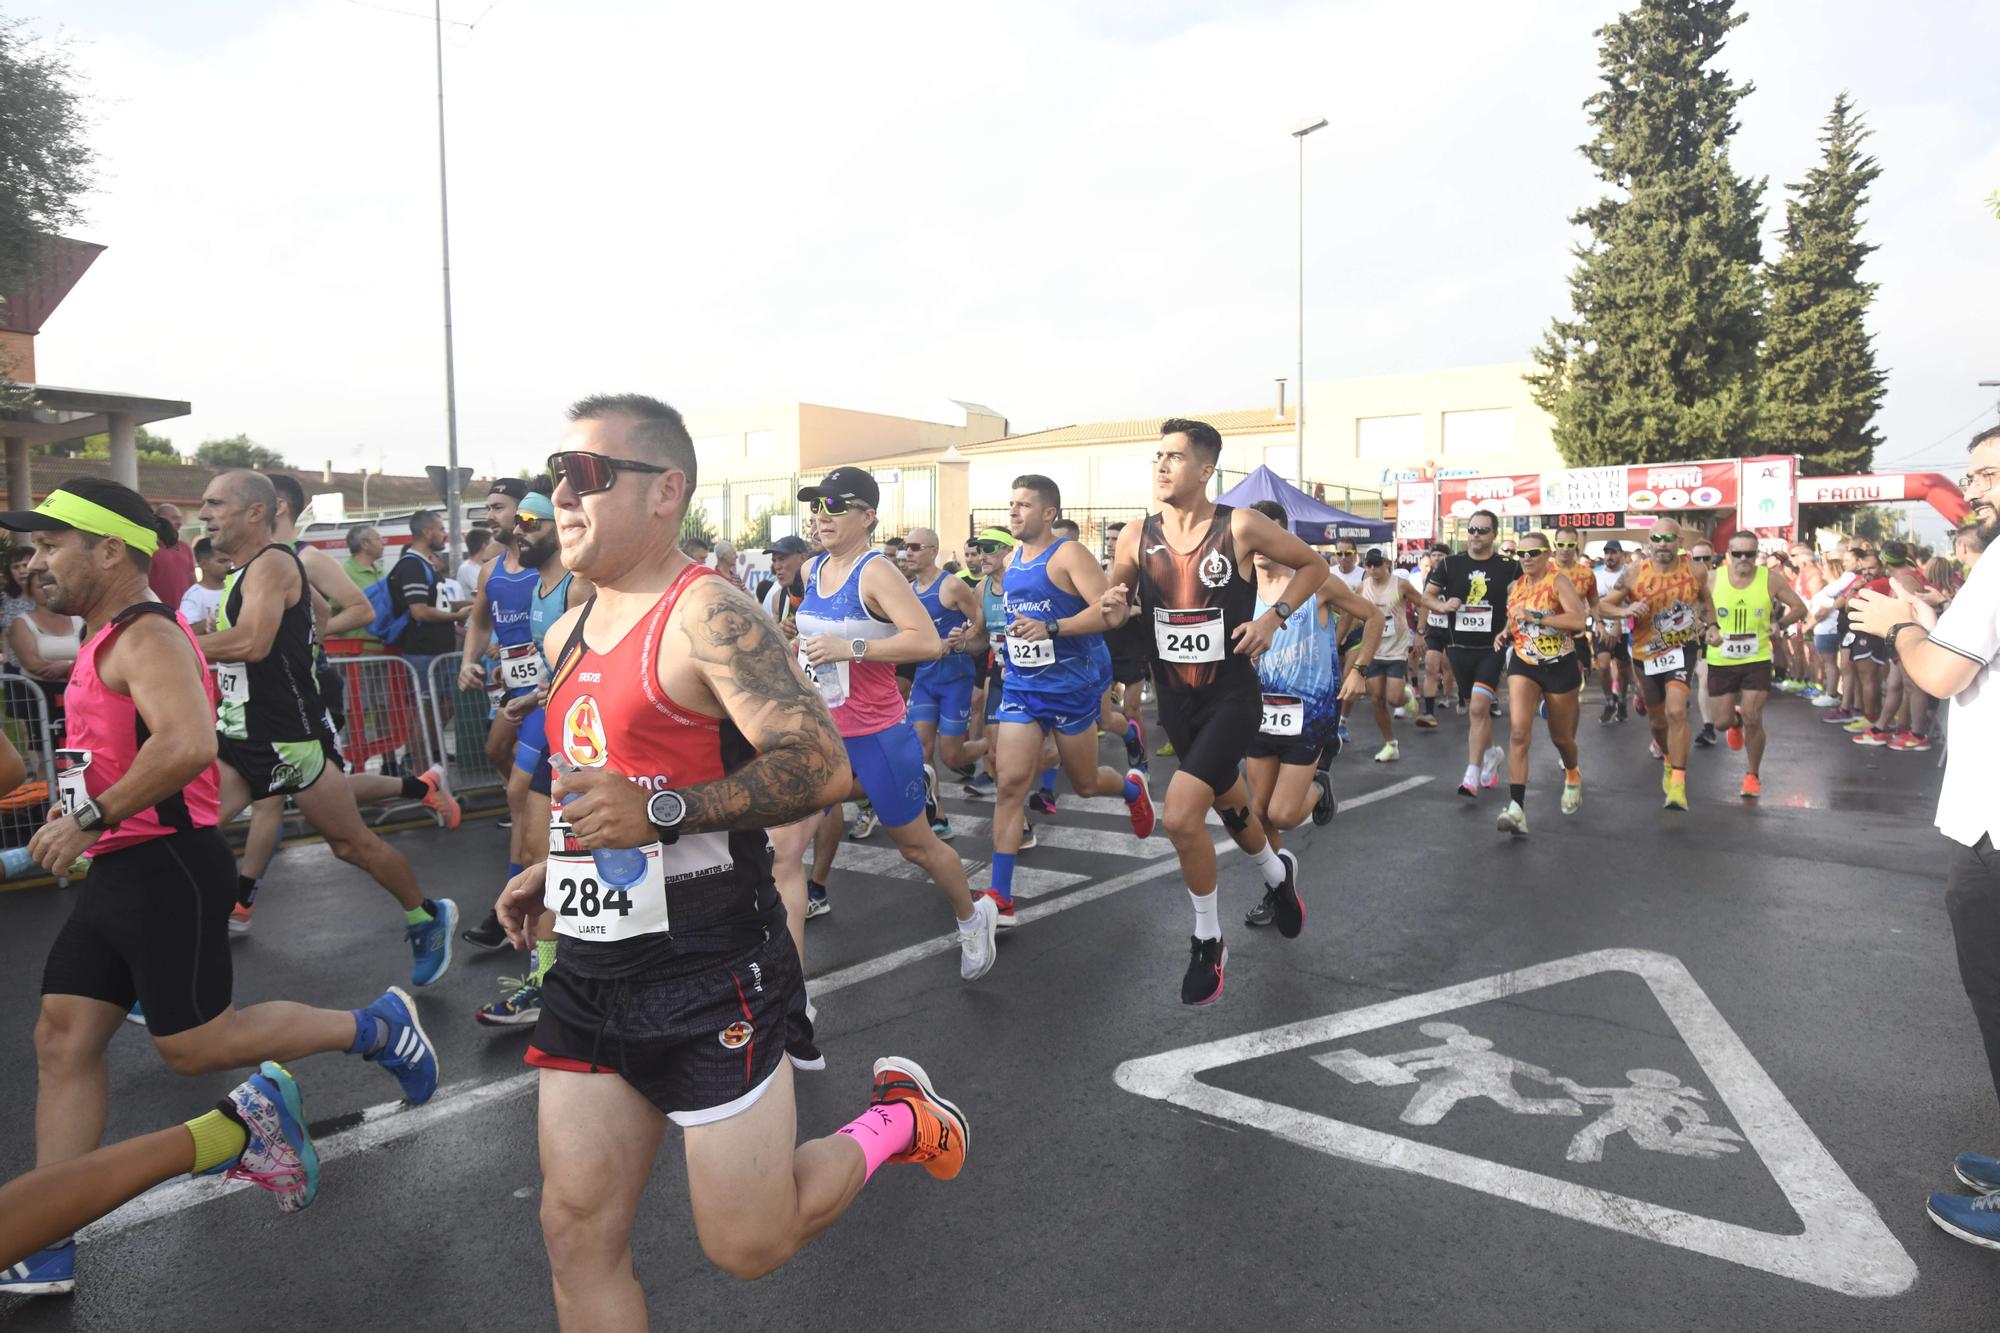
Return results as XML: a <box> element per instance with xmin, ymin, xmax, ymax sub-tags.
<box><xmin>837</xmin><ymin>1101</ymin><xmax>916</xmax><ymax>1181</ymax></box>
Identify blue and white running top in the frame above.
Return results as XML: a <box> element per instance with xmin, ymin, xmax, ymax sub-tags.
<box><xmin>1001</xmin><ymin>537</ymin><xmax>1109</xmax><ymax>705</ymax></box>
<box><xmin>1253</xmin><ymin>592</ymin><xmax>1339</xmax><ymax>740</ymax></box>
<box><xmin>486</xmin><ymin>556</ymin><xmax>536</xmax><ymax>650</ymax></box>
<box><xmin>797</xmin><ymin>551</ymin><xmax>903</xmax><ymax>737</ymax></box>
<box><xmin>913</xmin><ymin>572</ymin><xmax>973</xmax><ymax>685</ymax></box>
<box><xmin>529</xmin><ymin>569</ymin><xmax>574</xmax><ymax>653</ymax></box>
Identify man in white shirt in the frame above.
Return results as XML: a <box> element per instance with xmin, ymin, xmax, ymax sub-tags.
<box><xmin>176</xmin><ymin>537</ymin><xmax>230</xmax><ymax>631</ymax></box>
<box><xmin>453</xmin><ymin>529</ymin><xmax>489</xmax><ymax>595</ymax></box>
<box><xmin>1851</xmin><ymin>423</ymin><xmax>2000</xmax><ymax>1250</ymax></box>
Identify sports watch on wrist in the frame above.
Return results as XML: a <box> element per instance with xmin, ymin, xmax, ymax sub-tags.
<box><xmin>849</xmin><ymin>638</ymin><xmax>867</xmax><ymax>661</ymax></box>
<box><xmin>72</xmin><ymin>797</ymin><xmax>110</xmax><ymax>833</ymax></box>
<box><xmin>1271</xmin><ymin>600</ymin><xmax>1293</xmax><ymax>624</ymax></box>
<box><xmin>646</xmin><ymin>789</ymin><xmax>686</xmax><ymax>839</ymax></box>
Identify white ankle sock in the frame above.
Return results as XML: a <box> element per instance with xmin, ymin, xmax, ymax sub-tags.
<box><xmin>1462</xmin><ymin>764</ymin><xmax>1480</xmax><ymax>788</ymax></box>
<box><xmin>1190</xmin><ymin>889</ymin><xmax>1221</xmax><ymax>940</ymax></box>
<box><xmin>1250</xmin><ymin>843</ymin><xmax>1285</xmax><ymax>888</ymax></box>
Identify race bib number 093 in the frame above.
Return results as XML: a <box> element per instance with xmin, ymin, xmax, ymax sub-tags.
<box><xmin>1455</xmin><ymin>606</ymin><xmax>1493</xmax><ymax>635</ymax></box>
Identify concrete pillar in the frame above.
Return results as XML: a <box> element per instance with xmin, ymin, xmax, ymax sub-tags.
<box><xmin>108</xmin><ymin>412</ymin><xmax>138</xmax><ymax>490</ymax></box>
<box><xmin>937</xmin><ymin>459</ymin><xmax>970</xmax><ymax>543</ymax></box>
<box><xmin>5</xmin><ymin>437</ymin><xmax>28</xmax><ymax>511</ymax></box>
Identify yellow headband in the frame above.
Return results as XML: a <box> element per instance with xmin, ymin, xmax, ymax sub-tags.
<box><xmin>36</xmin><ymin>490</ymin><xmax>160</xmax><ymax>556</ymax></box>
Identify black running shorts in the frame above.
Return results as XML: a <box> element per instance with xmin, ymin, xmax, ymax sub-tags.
<box><xmin>1445</xmin><ymin>645</ymin><xmax>1506</xmax><ymax>703</ymax></box>
<box><xmin>1154</xmin><ymin>683</ymin><xmax>1258</xmax><ymax>794</ymax></box>
<box><xmin>527</xmin><ymin>927</ymin><xmax>820</xmax><ymax>1127</ymax></box>
<box><xmin>1636</xmin><ymin>651</ymin><xmax>1695</xmax><ymax>706</ymax></box>
<box><xmin>1505</xmin><ymin>652</ymin><xmax>1583</xmax><ymax>694</ymax></box>
<box><xmin>216</xmin><ymin>734</ymin><xmax>338</xmax><ymax>797</ymax></box>
<box><xmin>1423</xmin><ymin>627</ymin><xmax>1450</xmax><ymax>653</ymax></box>
<box><xmin>41</xmin><ymin>828</ymin><xmax>237</xmax><ymax>1037</ymax></box>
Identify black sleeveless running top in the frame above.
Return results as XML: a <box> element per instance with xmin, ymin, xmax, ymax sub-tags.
<box><xmin>1135</xmin><ymin>504</ymin><xmax>1259</xmax><ymax>694</ymax></box>
<box><xmin>218</xmin><ymin>544</ymin><xmax>323</xmax><ymax>743</ymax></box>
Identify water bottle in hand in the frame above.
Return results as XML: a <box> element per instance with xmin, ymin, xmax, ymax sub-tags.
<box><xmin>549</xmin><ymin>756</ymin><xmax>650</xmax><ymax>887</ymax></box>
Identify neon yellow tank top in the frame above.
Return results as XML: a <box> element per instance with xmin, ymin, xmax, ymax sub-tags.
<box><xmin>1706</xmin><ymin>563</ymin><xmax>1771</xmax><ymax>666</ymax></box>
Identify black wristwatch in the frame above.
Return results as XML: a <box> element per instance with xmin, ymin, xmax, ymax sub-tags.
<box><xmin>1048</xmin><ymin>617</ymin><xmax>1061</xmax><ymax>639</ymax></box>
<box><xmin>1271</xmin><ymin>600</ymin><xmax>1293</xmax><ymax>624</ymax></box>
<box><xmin>646</xmin><ymin>789</ymin><xmax>686</xmax><ymax>840</ymax></box>
<box><xmin>1889</xmin><ymin>621</ymin><xmax>1925</xmax><ymax>645</ymax></box>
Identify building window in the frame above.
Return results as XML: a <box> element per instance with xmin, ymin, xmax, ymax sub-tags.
<box><xmin>694</xmin><ymin>434</ymin><xmax>735</xmax><ymax>467</ymax></box>
<box><xmin>1356</xmin><ymin>414</ymin><xmax>1423</xmax><ymax>460</ymax></box>
<box><xmin>1263</xmin><ymin>444</ymin><xmax>1298</xmax><ymax>478</ymax></box>
<box><xmin>1442</xmin><ymin>408</ymin><xmax>1513</xmax><ymax>455</ymax></box>
<box><xmin>745</xmin><ymin>430</ymin><xmax>778</xmax><ymax>462</ymax></box>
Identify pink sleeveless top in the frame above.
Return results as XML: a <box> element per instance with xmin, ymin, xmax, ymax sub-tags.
<box><xmin>65</xmin><ymin>602</ymin><xmax>222</xmax><ymax>856</ymax></box>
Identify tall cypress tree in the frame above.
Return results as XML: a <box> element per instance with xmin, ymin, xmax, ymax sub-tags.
<box><xmin>1528</xmin><ymin>0</ymin><xmax>1766</xmax><ymax>467</ymax></box>
<box><xmin>1759</xmin><ymin>92</ymin><xmax>1884</xmax><ymax>505</ymax></box>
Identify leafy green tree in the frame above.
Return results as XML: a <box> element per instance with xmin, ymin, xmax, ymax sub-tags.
<box><xmin>679</xmin><ymin>498</ymin><xmax>717</xmax><ymax>549</ymax></box>
<box><xmin>1528</xmin><ymin>0</ymin><xmax>1766</xmax><ymax>466</ymax></box>
<box><xmin>195</xmin><ymin>434</ymin><xmax>287</xmax><ymax>469</ymax></box>
<box><xmin>46</xmin><ymin>424</ymin><xmax>179</xmax><ymax>463</ymax></box>
<box><xmin>0</xmin><ymin>17</ymin><xmax>95</xmax><ymax>407</ymax></box>
<box><xmin>0</xmin><ymin>17</ymin><xmax>94</xmax><ymax>303</ymax></box>
<box><xmin>739</xmin><ymin>506</ymin><xmax>774</xmax><ymax>550</ymax></box>
<box><xmin>1760</xmin><ymin>93</ymin><xmax>1884</xmax><ymax>535</ymax></box>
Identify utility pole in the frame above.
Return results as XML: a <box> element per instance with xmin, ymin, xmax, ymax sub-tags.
<box><xmin>434</xmin><ymin>0</ymin><xmax>463</xmax><ymax>561</ymax></box>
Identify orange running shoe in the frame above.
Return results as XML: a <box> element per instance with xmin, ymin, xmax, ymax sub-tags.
<box><xmin>1739</xmin><ymin>772</ymin><xmax>1761</xmax><ymax>800</ymax></box>
<box><xmin>870</xmin><ymin>1057</ymin><xmax>969</xmax><ymax>1181</ymax></box>
<box><xmin>418</xmin><ymin>763</ymin><xmax>462</xmax><ymax>830</ymax></box>
<box><xmin>229</xmin><ymin>901</ymin><xmax>255</xmax><ymax>936</ymax></box>
<box><xmin>1124</xmin><ymin>768</ymin><xmax>1156</xmax><ymax>840</ymax></box>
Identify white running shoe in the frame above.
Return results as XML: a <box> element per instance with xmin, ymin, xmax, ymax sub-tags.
<box><xmin>1561</xmin><ymin>776</ymin><xmax>1583</xmax><ymax>816</ymax></box>
<box><xmin>959</xmin><ymin>894</ymin><xmax>999</xmax><ymax>981</ymax></box>
<box><xmin>1374</xmin><ymin>740</ymin><xmax>1400</xmax><ymax>763</ymax></box>
<box><xmin>1479</xmin><ymin>745</ymin><xmax>1505</xmax><ymax>788</ymax></box>
<box><xmin>1496</xmin><ymin>801</ymin><xmax>1527</xmax><ymax>836</ymax></box>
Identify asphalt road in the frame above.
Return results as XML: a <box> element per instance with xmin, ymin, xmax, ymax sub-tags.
<box><xmin>0</xmin><ymin>688</ymin><xmax>1990</xmax><ymax>1331</ymax></box>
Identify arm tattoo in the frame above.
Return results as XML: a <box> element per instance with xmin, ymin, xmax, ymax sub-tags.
<box><xmin>674</xmin><ymin>580</ymin><xmax>849</xmax><ymax>832</ymax></box>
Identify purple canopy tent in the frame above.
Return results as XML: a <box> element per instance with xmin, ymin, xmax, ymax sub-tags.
<box><xmin>1215</xmin><ymin>465</ymin><xmax>1391</xmax><ymax>544</ymax></box>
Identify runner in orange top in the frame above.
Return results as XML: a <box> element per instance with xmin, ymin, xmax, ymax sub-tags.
<box><xmin>1493</xmin><ymin>532</ymin><xmax>1592</xmax><ymax>836</ymax></box>
<box><xmin>1597</xmin><ymin>518</ymin><xmax>1719</xmax><ymax>810</ymax></box>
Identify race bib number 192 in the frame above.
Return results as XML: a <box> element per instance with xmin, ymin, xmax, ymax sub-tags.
<box><xmin>1643</xmin><ymin>645</ymin><xmax>1686</xmax><ymax>675</ymax></box>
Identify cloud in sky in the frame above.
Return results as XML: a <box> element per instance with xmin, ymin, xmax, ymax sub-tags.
<box><xmin>22</xmin><ymin>0</ymin><xmax>2000</xmax><ymax>482</ymax></box>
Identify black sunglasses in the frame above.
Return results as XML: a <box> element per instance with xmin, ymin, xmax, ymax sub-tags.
<box><xmin>809</xmin><ymin>495</ymin><xmax>868</xmax><ymax>516</ymax></box>
<box><xmin>1466</xmin><ymin>525</ymin><xmax>1495</xmax><ymax>536</ymax></box>
<box><xmin>546</xmin><ymin>451</ymin><xmax>670</xmax><ymax>497</ymax></box>
<box><xmin>1689</xmin><ymin>554</ymin><xmax>1713</xmax><ymax>563</ymax></box>
<box><xmin>1728</xmin><ymin>549</ymin><xmax>1758</xmax><ymax>559</ymax></box>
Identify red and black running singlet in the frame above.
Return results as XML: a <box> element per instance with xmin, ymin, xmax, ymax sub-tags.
<box><xmin>1135</xmin><ymin>504</ymin><xmax>1259</xmax><ymax>694</ymax></box>
<box><xmin>544</xmin><ymin>562</ymin><xmax>776</xmax><ymax>976</ymax></box>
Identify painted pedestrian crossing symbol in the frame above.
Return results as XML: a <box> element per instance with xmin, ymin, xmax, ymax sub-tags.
<box><xmin>1114</xmin><ymin>949</ymin><xmax>1915</xmax><ymax>1298</ymax></box>
<box><xmin>1313</xmin><ymin>1021</ymin><xmax>1745</xmax><ymax>1163</ymax></box>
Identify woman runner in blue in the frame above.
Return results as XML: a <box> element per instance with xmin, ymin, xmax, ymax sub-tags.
<box><xmin>1240</xmin><ymin>501</ymin><xmax>1379</xmax><ymax>926</ymax></box>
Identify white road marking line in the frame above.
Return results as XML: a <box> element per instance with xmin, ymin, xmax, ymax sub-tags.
<box><xmin>1113</xmin><ymin>946</ymin><xmax>1916</xmax><ymax>1299</ymax></box>
<box><xmin>84</xmin><ymin>776</ymin><xmax>1429</xmax><ymax>1236</ymax></box>
<box><xmin>78</xmin><ymin>1073</ymin><xmax>537</xmax><ymax>1242</ymax></box>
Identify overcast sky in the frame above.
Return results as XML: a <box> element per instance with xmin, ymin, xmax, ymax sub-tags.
<box><xmin>20</xmin><ymin>0</ymin><xmax>2000</xmax><ymax>486</ymax></box>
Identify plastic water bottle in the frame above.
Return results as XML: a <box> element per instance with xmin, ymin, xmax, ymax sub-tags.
<box><xmin>549</xmin><ymin>756</ymin><xmax>649</xmax><ymax>888</ymax></box>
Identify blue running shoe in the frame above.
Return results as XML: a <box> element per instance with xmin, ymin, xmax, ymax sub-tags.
<box><xmin>359</xmin><ymin>985</ymin><xmax>439</xmax><ymax>1105</ymax></box>
<box><xmin>124</xmin><ymin>1000</ymin><xmax>145</xmax><ymax>1027</ymax></box>
<box><xmin>1928</xmin><ymin>1189</ymin><xmax>2000</xmax><ymax>1251</ymax></box>
<box><xmin>213</xmin><ymin>1061</ymin><xmax>320</xmax><ymax>1212</ymax></box>
<box><xmin>0</xmin><ymin>1240</ymin><xmax>75</xmax><ymax>1296</ymax></box>
<box><xmin>1955</xmin><ymin>1152</ymin><xmax>2000</xmax><ymax>1193</ymax></box>
<box><xmin>406</xmin><ymin>897</ymin><xmax>457</xmax><ymax>988</ymax></box>
<box><xmin>961</xmin><ymin>771</ymin><xmax>995</xmax><ymax>797</ymax></box>
<box><xmin>475</xmin><ymin>975</ymin><xmax>543</xmax><ymax>1027</ymax></box>
<box><xmin>1337</xmin><ymin>719</ymin><xmax>1350</xmax><ymax>746</ymax></box>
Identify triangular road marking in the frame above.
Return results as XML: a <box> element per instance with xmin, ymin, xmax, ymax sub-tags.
<box><xmin>1113</xmin><ymin>948</ymin><xmax>1915</xmax><ymax>1298</ymax></box>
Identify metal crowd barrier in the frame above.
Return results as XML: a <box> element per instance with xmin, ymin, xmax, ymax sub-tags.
<box><xmin>426</xmin><ymin>651</ymin><xmax>513</xmax><ymax>796</ymax></box>
<box><xmin>0</xmin><ymin>669</ymin><xmax>59</xmax><ymax>855</ymax></box>
<box><xmin>323</xmin><ymin>650</ymin><xmax>443</xmax><ymax>822</ymax></box>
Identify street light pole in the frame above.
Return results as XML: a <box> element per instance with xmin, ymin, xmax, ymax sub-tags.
<box><xmin>1291</xmin><ymin>116</ymin><xmax>1328</xmax><ymax>494</ymax></box>
<box><xmin>434</xmin><ymin>0</ymin><xmax>463</xmax><ymax>563</ymax></box>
